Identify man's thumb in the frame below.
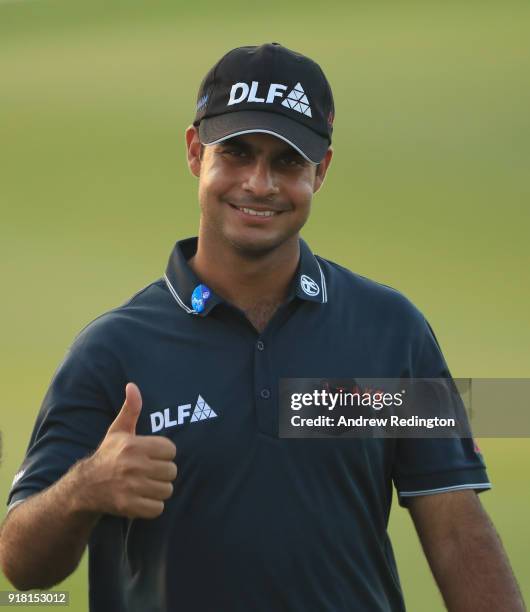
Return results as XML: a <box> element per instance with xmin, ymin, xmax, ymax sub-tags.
<box><xmin>107</xmin><ymin>382</ymin><xmax>143</xmax><ymax>435</ymax></box>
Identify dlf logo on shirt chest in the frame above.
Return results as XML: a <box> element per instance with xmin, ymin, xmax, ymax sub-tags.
<box><xmin>150</xmin><ymin>395</ymin><xmax>217</xmax><ymax>432</ymax></box>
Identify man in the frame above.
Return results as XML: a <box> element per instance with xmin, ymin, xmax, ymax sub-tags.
<box><xmin>0</xmin><ymin>43</ymin><xmax>525</xmax><ymax>611</ymax></box>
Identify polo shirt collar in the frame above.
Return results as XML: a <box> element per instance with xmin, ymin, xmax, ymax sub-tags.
<box><xmin>294</xmin><ymin>238</ymin><xmax>328</xmax><ymax>303</ymax></box>
<box><xmin>164</xmin><ymin>236</ymin><xmax>327</xmax><ymax>317</ymax></box>
<box><xmin>164</xmin><ymin>237</ymin><xmax>222</xmax><ymax>317</ymax></box>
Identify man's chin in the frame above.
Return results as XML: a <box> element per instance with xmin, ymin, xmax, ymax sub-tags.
<box><xmin>225</xmin><ymin>232</ymin><xmax>291</xmax><ymax>259</ymax></box>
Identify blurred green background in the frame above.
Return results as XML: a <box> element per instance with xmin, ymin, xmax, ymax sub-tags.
<box><xmin>1</xmin><ymin>0</ymin><xmax>529</xmax><ymax>609</ymax></box>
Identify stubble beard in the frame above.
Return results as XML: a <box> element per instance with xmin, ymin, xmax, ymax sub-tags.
<box><xmin>200</xmin><ymin>197</ymin><xmax>304</xmax><ymax>261</ymax></box>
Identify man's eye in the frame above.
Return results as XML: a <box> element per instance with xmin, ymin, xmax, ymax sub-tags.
<box><xmin>223</xmin><ymin>149</ymin><xmax>247</xmax><ymax>158</ymax></box>
<box><xmin>280</xmin><ymin>156</ymin><xmax>304</xmax><ymax>167</ymax></box>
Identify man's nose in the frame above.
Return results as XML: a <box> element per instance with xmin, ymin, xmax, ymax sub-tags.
<box><xmin>242</xmin><ymin>159</ymin><xmax>279</xmax><ymax>199</ymax></box>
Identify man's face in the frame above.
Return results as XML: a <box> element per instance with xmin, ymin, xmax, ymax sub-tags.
<box><xmin>186</xmin><ymin>127</ymin><xmax>333</xmax><ymax>256</ymax></box>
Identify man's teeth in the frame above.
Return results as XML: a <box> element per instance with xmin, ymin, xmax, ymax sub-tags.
<box><xmin>238</xmin><ymin>207</ymin><xmax>276</xmax><ymax>217</ymax></box>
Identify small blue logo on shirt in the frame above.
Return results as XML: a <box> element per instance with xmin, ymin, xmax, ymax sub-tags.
<box><xmin>191</xmin><ymin>284</ymin><xmax>211</xmax><ymax>313</ymax></box>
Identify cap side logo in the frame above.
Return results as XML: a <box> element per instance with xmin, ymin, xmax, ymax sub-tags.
<box><xmin>196</xmin><ymin>94</ymin><xmax>209</xmax><ymax>111</ymax></box>
<box><xmin>227</xmin><ymin>81</ymin><xmax>312</xmax><ymax>118</ymax></box>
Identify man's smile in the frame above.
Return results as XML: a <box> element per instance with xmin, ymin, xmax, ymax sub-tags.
<box><xmin>226</xmin><ymin>201</ymin><xmax>286</xmax><ymax>220</ymax></box>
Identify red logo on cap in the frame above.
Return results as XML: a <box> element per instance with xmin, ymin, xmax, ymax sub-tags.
<box><xmin>327</xmin><ymin>111</ymin><xmax>334</xmax><ymax>127</ymax></box>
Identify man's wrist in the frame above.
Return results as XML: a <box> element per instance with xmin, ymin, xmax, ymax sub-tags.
<box><xmin>63</xmin><ymin>456</ymin><xmax>103</xmax><ymax>519</ymax></box>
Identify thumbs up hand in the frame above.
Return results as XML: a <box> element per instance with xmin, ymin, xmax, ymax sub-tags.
<box><xmin>107</xmin><ymin>382</ymin><xmax>143</xmax><ymax>435</ymax></box>
<box><xmin>83</xmin><ymin>383</ymin><xmax>177</xmax><ymax>520</ymax></box>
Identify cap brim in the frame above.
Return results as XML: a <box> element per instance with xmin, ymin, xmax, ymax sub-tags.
<box><xmin>198</xmin><ymin>111</ymin><xmax>329</xmax><ymax>164</ymax></box>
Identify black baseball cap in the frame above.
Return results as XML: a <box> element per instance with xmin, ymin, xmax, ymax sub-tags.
<box><xmin>193</xmin><ymin>43</ymin><xmax>335</xmax><ymax>164</ymax></box>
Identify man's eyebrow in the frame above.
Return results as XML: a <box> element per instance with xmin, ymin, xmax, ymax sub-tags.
<box><xmin>218</xmin><ymin>137</ymin><xmax>251</xmax><ymax>150</ymax></box>
<box><xmin>277</xmin><ymin>147</ymin><xmax>305</xmax><ymax>158</ymax></box>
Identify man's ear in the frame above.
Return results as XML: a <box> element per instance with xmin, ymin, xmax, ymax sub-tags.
<box><xmin>186</xmin><ymin>125</ymin><xmax>202</xmax><ymax>178</ymax></box>
<box><xmin>313</xmin><ymin>146</ymin><xmax>333</xmax><ymax>194</ymax></box>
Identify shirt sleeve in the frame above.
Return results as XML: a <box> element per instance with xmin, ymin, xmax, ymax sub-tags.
<box><xmin>392</xmin><ymin>317</ymin><xmax>491</xmax><ymax>507</ymax></box>
<box><xmin>6</xmin><ymin>322</ymin><xmax>124</xmax><ymax>512</ymax></box>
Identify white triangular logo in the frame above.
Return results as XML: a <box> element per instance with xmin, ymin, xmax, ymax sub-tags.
<box><xmin>284</xmin><ymin>83</ymin><xmax>312</xmax><ymax>118</ymax></box>
<box><xmin>190</xmin><ymin>395</ymin><xmax>217</xmax><ymax>422</ymax></box>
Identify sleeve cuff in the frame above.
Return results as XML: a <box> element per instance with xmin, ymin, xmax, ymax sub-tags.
<box><xmin>6</xmin><ymin>499</ymin><xmax>28</xmax><ymax>515</ymax></box>
<box><xmin>6</xmin><ymin>489</ymin><xmax>40</xmax><ymax>515</ymax></box>
<box><xmin>396</xmin><ymin>467</ymin><xmax>491</xmax><ymax>507</ymax></box>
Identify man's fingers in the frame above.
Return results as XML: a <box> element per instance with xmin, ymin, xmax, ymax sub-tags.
<box><xmin>129</xmin><ymin>498</ymin><xmax>165</xmax><ymax>520</ymax></box>
<box><xmin>144</xmin><ymin>459</ymin><xmax>178</xmax><ymax>482</ymax></box>
<box><xmin>107</xmin><ymin>383</ymin><xmax>143</xmax><ymax>435</ymax></box>
<box><xmin>136</xmin><ymin>435</ymin><xmax>177</xmax><ymax>461</ymax></box>
<box><xmin>135</xmin><ymin>479</ymin><xmax>174</xmax><ymax>501</ymax></box>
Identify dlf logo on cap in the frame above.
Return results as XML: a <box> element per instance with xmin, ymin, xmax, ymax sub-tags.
<box><xmin>227</xmin><ymin>81</ymin><xmax>313</xmax><ymax>118</ymax></box>
<box><xmin>193</xmin><ymin>43</ymin><xmax>334</xmax><ymax>163</ymax></box>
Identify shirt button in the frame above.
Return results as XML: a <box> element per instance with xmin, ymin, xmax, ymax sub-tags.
<box><xmin>260</xmin><ymin>388</ymin><xmax>271</xmax><ymax>400</ymax></box>
<box><xmin>256</xmin><ymin>340</ymin><xmax>265</xmax><ymax>351</ymax></box>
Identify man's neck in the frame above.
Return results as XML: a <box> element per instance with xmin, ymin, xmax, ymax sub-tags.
<box><xmin>188</xmin><ymin>234</ymin><xmax>300</xmax><ymax>313</ymax></box>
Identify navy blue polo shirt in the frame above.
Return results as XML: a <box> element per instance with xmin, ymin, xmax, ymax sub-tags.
<box><xmin>7</xmin><ymin>237</ymin><xmax>490</xmax><ymax>612</ymax></box>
